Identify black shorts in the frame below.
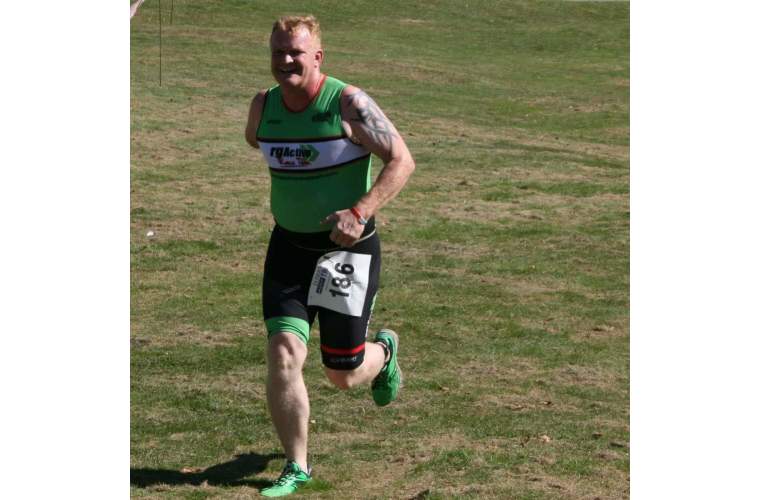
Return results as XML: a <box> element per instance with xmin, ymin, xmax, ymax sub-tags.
<box><xmin>262</xmin><ymin>222</ymin><xmax>381</xmax><ymax>370</ymax></box>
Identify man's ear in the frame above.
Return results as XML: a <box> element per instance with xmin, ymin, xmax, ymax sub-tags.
<box><xmin>315</xmin><ymin>49</ymin><xmax>324</xmax><ymax>67</ymax></box>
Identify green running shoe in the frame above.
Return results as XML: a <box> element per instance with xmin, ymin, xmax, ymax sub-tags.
<box><xmin>261</xmin><ymin>461</ymin><xmax>311</xmax><ymax>497</ymax></box>
<box><xmin>371</xmin><ymin>329</ymin><xmax>402</xmax><ymax>406</ymax></box>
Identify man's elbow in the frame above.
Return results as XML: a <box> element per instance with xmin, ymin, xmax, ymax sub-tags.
<box><xmin>384</xmin><ymin>149</ymin><xmax>414</xmax><ymax>176</ymax></box>
<box><xmin>244</xmin><ymin>128</ymin><xmax>259</xmax><ymax>149</ymax></box>
<box><xmin>403</xmin><ymin>153</ymin><xmax>416</xmax><ymax>176</ymax></box>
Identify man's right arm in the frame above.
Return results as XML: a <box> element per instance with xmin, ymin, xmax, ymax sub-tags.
<box><xmin>244</xmin><ymin>90</ymin><xmax>267</xmax><ymax>149</ymax></box>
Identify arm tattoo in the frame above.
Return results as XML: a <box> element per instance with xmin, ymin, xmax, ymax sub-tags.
<box><xmin>347</xmin><ymin>91</ymin><xmax>398</xmax><ymax>155</ymax></box>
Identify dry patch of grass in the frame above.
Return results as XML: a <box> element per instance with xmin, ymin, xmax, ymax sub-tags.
<box><xmin>518</xmin><ymin>191</ymin><xmax>628</xmax><ymax>225</ymax></box>
<box><xmin>510</xmin><ymin>471</ymin><xmax>629</xmax><ymax>500</ymax></box>
<box><xmin>458</xmin><ymin>358</ymin><xmax>544</xmax><ymax>387</ymax></box>
<box><xmin>347</xmin><ymin>60</ymin><xmax>470</xmax><ymax>85</ymax></box>
<box><xmin>551</xmin><ymin>364</ymin><xmax>622</xmax><ymax>392</ymax></box>
<box><xmin>571</xmin><ymin>321</ymin><xmax>629</xmax><ymax>342</ymax></box>
<box><xmin>501</xmin><ymin>164</ymin><xmax>625</xmax><ymax>184</ymax></box>
<box><xmin>433</xmin><ymin>197</ymin><xmax>520</xmax><ymax>224</ymax></box>
<box><xmin>474</xmin><ymin>391</ymin><xmax>578</xmax><ymax>414</ymax></box>
<box><xmin>137</xmin><ymin>323</ymin><xmax>245</xmax><ymax>348</ymax></box>
<box><xmin>399</xmin><ymin>18</ymin><xmax>432</xmax><ymax>26</ymax></box>
<box><xmin>142</xmin><ymin>369</ymin><xmax>266</xmax><ymax>398</ymax></box>
<box><xmin>413</xmin><ymin>116</ymin><xmax>629</xmax><ymax>162</ymax></box>
<box><xmin>528</xmin><ymin>95</ymin><xmax>622</xmax><ymax>114</ymax></box>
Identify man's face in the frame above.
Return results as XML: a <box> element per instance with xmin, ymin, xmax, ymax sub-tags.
<box><xmin>270</xmin><ymin>27</ymin><xmax>323</xmax><ymax>90</ymax></box>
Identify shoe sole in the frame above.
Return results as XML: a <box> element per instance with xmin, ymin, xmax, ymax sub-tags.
<box><xmin>378</xmin><ymin>329</ymin><xmax>403</xmax><ymax>399</ymax></box>
<box><xmin>389</xmin><ymin>329</ymin><xmax>403</xmax><ymax>389</ymax></box>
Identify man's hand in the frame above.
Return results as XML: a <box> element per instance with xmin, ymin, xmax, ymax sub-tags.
<box><xmin>322</xmin><ymin>209</ymin><xmax>364</xmax><ymax>247</ymax></box>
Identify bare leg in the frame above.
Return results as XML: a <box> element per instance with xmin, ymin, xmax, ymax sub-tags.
<box><xmin>266</xmin><ymin>332</ymin><xmax>309</xmax><ymax>471</ymax></box>
<box><xmin>324</xmin><ymin>341</ymin><xmax>387</xmax><ymax>390</ymax></box>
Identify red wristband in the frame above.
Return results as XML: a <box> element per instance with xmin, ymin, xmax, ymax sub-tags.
<box><xmin>350</xmin><ymin>207</ymin><xmax>368</xmax><ymax>225</ymax></box>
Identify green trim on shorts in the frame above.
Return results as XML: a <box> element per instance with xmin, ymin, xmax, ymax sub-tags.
<box><xmin>265</xmin><ymin>316</ymin><xmax>310</xmax><ymax>345</ymax></box>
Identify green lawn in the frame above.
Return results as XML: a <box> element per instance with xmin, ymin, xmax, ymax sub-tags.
<box><xmin>131</xmin><ymin>1</ymin><xmax>629</xmax><ymax>498</ymax></box>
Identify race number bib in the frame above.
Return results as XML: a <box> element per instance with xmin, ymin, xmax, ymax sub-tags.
<box><xmin>307</xmin><ymin>251</ymin><xmax>371</xmax><ymax>317</ymax></box>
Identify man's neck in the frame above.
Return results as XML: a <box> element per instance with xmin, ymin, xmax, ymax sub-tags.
<box><xmin>281</xmin><ymin>74</ymin><xmax>325</xmax><ymax>112</ymax></box>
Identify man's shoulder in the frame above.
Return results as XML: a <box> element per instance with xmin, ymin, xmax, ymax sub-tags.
<box><xmin>339</xmin><ymin>85</ymin><xmax>366</xmax><ymax>114</ymax></box>
<box><xmin>250</xmin><ymin>89</ymin><xmax>270</xmax><ymax>116</ymax></box>
<box><xmin>246</xmin><ymin>90</ymin><xmax>271</xmax><ymax>148</ymax></box>
<box><xmin>340</xmin><ymin>84</ymin><xmax>362</xmax><ymax>99</ymax></box>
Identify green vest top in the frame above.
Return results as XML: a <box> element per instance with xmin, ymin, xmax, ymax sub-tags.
<box><xmin>256</xmin><ymin>76</ymin><xmax>372</xmax><ymax>233</ymax></box>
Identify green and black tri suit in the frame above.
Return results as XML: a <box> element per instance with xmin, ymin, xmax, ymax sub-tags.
<box><xmin>257</xmin><ymin>76</ymin><xmax>381</xmax><ymax>370</ymax></box>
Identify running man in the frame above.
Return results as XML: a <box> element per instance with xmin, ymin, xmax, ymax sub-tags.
<box><xmin>244</xmin><ymin>15</ymin><xmax>415</xmax><ymax>497</ymax></box>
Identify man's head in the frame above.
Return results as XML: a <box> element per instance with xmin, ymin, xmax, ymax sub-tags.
<box><xmin>270</xmin><ymin>15</ymin><xmax>324</xmax><ymax>90</ymax></box>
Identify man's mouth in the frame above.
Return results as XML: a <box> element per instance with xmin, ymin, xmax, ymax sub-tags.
<box><xmin>279</xmin><ymin>67</ymin><xmax>299</xmax><ymax>75</ymax></box>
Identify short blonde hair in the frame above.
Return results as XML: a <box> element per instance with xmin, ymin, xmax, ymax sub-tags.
<box><xmin>271</xmin><ymin>15</ymin><xmax>322</xmax><ymax>47</ymax></box>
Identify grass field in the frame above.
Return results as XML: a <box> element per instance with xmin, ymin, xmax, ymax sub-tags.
<box><xmin>130</xmin><ymin>1</ymin><xmax>629</xmax><ymax>498</ymax></box>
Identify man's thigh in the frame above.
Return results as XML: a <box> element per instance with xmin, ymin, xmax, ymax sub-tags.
<box><xmin>262</xmin><ymin>226</ymin><xmax>319</xmax><ymax>344</ymax></box>
<box><xmin>317</xmin><ymin>233</ymin><xmax>381</xmax><ymax>369</ymax></box>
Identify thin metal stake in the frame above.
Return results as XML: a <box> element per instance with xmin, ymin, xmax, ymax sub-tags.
<box><xmin>158</xmin><ymin>0</ymin><xmax>162</xmax><ymax>86</ymax></box>
<box><xmin>170</xmin><ymin>0</ymin><xmax>174</xmax><ymax>25</ymax></box>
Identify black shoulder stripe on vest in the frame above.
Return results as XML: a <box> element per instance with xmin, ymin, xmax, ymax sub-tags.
<box><xmin>256</xmin><ymin>134</ymin><xmax>347</xmax><ymax>144</ymax></box>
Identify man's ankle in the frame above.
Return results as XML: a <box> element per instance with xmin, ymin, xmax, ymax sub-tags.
<box><xmin>289</xmin><ymin>458</ymin><xmax>309</xmax><ymax>473</ymax></box>
<box><xmin>376</xmin><ymin>340</ymin><xmax>390</xmax><ymax>364</ymax></box>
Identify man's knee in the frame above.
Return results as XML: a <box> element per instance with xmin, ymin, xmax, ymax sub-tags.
<box><xmin>268</xmin><ymin>332</ymin><xmax>307</xmax><ymax>373</ymax></box>
<box><xmin>324</xmin><ymin>365</ymin><xmax>365</xmax><ymax>390</ymax></box>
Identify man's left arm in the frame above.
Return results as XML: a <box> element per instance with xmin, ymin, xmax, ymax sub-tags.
<box><xmin>323</xmin><ymin>86</ymin><xmax>416</xmax><ymax>247</ymax></box>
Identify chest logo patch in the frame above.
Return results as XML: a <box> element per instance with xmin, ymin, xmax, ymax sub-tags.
<box><xmin>269</xmin><ymin>144</ymin><xmax>320</xmax><ymax>166</ymax></box>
